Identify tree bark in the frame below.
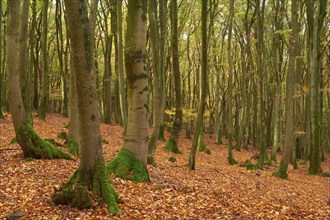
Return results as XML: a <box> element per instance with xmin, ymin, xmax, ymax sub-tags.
<box><xmin>165</xmin><ymin>0</ymin><xmax>182</xmax><ymax>153</ymax></box>
<box><xmin>54</xmin><ymin>0</ymin><xmax>119</xmax><ymax>213</ymax></box>
<box><xmin>107</xmin><ymin>0</ymin><xmax>149</xmax><ymax>182</ymax></box>
<box><xmin>274</xmin><ymin>0</ymin><xmax>299</xmax><ymax>179</ymax></box>
<box><xmin>147</xmin><ymin>0</ymin><xmax>161</xmax><ymax>166</ymax></box>
<box><xmin>226</xmin><ymin>0</ymin><xmax>237</xmax><ymax>165</ymax></box>
<box><xmin>6</xmin><ymin>0</ymin><xmax>71</xmax><ymax>160</ymax></box>
<box><xmin>188</xmin><ymin>0</ymin><xmax>208</xmax><ymax>170</ymax></box>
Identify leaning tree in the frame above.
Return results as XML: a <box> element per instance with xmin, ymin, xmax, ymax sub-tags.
<box><xmin>6</xmin><ymin>0</ymin><xmax>71</xmax><ymax>160</ymax></box>
<box><xmin>51</xmin><ymin>0</ymin><xmax>119</xmax><ymax>213</ymax></box>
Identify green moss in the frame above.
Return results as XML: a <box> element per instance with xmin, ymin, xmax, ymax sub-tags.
<box><xmin>11</xmin><ymin>136</ymin><xmax>18</xmax><ymax>144</ymax></box>
<box><xmin>320</xmin><ymin>172</ymin><xmax>330</xmax><ymax>178</ymax></box>
<box><xmin>67</xmin><ymin>138</ymin><xmax>79</xmax><ymax>156</ymax></box>
<box><xmin>244</xmin><ymin>160</ymin><xmax>260</xmax><ymax>170</ymax></box>
<box><xmin>107</xmin><ymin>149</ymin><xmax>150</xmax><ymax>182</ymax></box>
<box><xmin>72</xmin><ymin>184</ymin><xmax>92</xmax><ymax>209</ymax></box>
<box><xmin>18</xmin><ymin>123</ymin><xmax>72</xmax><ymax>160</ymax></box>
<box><xmin>53</xmin><ymin>162</ymin><xmax>119</xmax><ymax>214</ymax></box>
<box><xmin>45</xmin><ymin>138</ymin><xmax>62</xmax><ymax>147</ymax></box>
<box><xmin>25</xmin><ymin>157</ymin><xmax>34</xmax><ymax>162</ymax></box>
<box><xmin>270</xmin><ymin>154</ymin><xmax>277</xmax><ymax>163</ymax></box>
<box><xmin>147</xmin><ymin>156</ymin><xmax>157</xmax><ymax>167</ymax></box>
<box><xmin>165</xmin><ymin>139</ymin><xmax>181</xmax><ymax>154</ymax></box>
<box><xmin>273</xmin><ymin>162</ymin><xmax>288</xmax><ymax>179</ymax></box>
<box><xmin>57</xmin><ymin>131</ymin><xmax>67</xmax><ymax>140</ymax></box>
<box><xmin>168</xmin><ymin>156</ymin><xmax>177</xmax><ymax>162</ymax></box>
<box><xmin>52</xmin><ymin>188</ymin><xmax>76</xmax><ymax>205</ymax></box>
<box><xmin>92</xmin><ymin>161</ymin><xmax>119</xmax><ymax>214</ymax></box>
<box><xmin>143</xmin><ymin>103</ymin><xmax>149</xmax><ymax>112</ymax></box>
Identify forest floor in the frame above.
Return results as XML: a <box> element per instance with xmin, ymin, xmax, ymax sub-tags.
<box><xmin>0</xmin><ymin>112</ymin><xmax>329</xmax><ymax>220</ymax></box>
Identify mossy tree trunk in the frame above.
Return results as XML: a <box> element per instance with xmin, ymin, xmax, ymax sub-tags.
<box><xmin>256</xmin><ymin>0</ymin><xmax>268</xmax><ymax>169</ymax></box>
<box><xmin>107</xmin><ymin>0</ymin><xmax>149</xmax><ymax>182</ymax></box>
<box><xmin>158</xmin><ymin>0</ymin><xmax>168</xmax><ymax>141</ymax></box>
<box><xmin>147</xmin><ymin>0</ymin><xmax>161</xmax><ymax>166</ymax></box>
<box><xmin>274</xmin><ymin>0</ymin><xmax>298</xmax><ymax>179</ymax></box>
<box><xmin>188</xmin><ymin>0</ymin><xmax>208</xmax><ymax>170</ymax></box>
<box><xmin>270</xmin><ymin>0</ymin><xmax>284</xmax><ymax>163</ymax></box>
<box><xmin>0</xmin><ymin>0</ymin><xmax>4</xmax><ymax>119</ymax></box>
<box><xmin>54</xmin><ymin>0</ymin><xmax>119</xmax><ymax>213</ymax></box>
<box><xmin>226</xmin><ymin>0</ymin><xmax>237</xmax><ymax>165</ymax></box>
<box><xmin>165</xmin><ymin>0</ymin><xmax>182</xmax><ymax>154</ymax></box>
<box><xmin>38</xmin><ymin>0</ymin><xmax>49</xmax><ymax>120</ymax></box>
<box><xmin>6</xmin><ymin>0</ymin><xmax>71</xmax><ymax>160</ymax></box>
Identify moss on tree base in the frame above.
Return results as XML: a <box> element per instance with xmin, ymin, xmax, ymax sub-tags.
<box><xmin>165</xmin><ymin>139</ymin><xmax>181</xmax><ymax>154</ymax></box>
<box><xmin>227</xmin><ymin>155</ymin><xmax>238</xmax><ymax>165</ymax></box>
<box><xmin>147</xmin><ymin>156</ymin><xmax>157</xmax><ymax>167</ymax></box>
<box><xmin>52</xmin><ymin>161</ymin><xmax>119</xmax><ymax>214</ymax></box>
<box><xmin>107</xmin><ymin>149</ymin><xmax>150</xmax><ymax>182</ymax></box>
<box><xmin>67</xmin><ymin>138</ymin><xmax>79</xmax><ymax>156</ymax></box>
<box><xmin>273</xmin><ymin>162</ymin><xmax>288</xmax><ymax>179</ymax></box>
<box><xmin>18</xmin><ymin>123</ymin><xmax>72</xmax><ymax>160</ymax></box>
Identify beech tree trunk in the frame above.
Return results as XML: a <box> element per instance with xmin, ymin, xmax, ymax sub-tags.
<box><xmin>147</xmin><ymin>0</ymin><xmax>161</xmax><ymax>166</ymax></box>
<box><xmin>53</xmin><ymin>0</ymin><xmax>119</xmax><ymax>213</ymax></box>
<box><xmin>38</xmin><ymin>0</ymin><xmax>49</xmax><ymax>120</ymax></box>
<box><xmin>188</xmin><ymin>0</ymin><xmax>208</xmax><ymax>170</ymax></box>
<box><xmin>226</xmin><ymin>0</ymin><xmax>237</xmax><ymax>165</ymax></box>
<box><xmin>107</xmin><ymin>0</ymin><xmax>149</xmax><ymax>182</ymax></box>
<box><xmin>274</xmin><ymin>0</ymin><xmax>298</xmax><ymax>179</ymax></box>
<box><xmin>165</xmin><ymin>0</ymin><xmax>183</xmax><ymax>154</ymax></box>
<box><xmin>6</xmin><ymin>0</ymin><xmax>71</xmax><ymax>160</ymax></box>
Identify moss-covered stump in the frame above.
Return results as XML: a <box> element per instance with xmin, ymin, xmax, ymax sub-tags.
<box><xmin>67</xmin><ymin>138</ymin><xmax>79</xmax><ymax>156</ymax></box>
<box><xmin>273</xmin><ymin>162</ymin><xmax>288</xmax><ymax>179</ymax></box>
<box><xmin>18</xmin><ymin>123</ymin><xmax>72</xmax><ymax>160</ymax></box>
<box><xmin>52</xmin><ymin>161</ymin><xmax>119</xmax><ymax>214</ymax></box>
<box><xmin>107</xmin><ymin>149</ymin><xmax>150</xmax><ymax>182</ymax></box>
<box><xmin>165</xmin><ymin>139</ymin><xmax>181</xmax><ymax>154</ymax></box>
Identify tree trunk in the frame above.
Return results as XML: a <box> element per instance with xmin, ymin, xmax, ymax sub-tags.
<box><xmin>165</xmin><ymin>0</ymin><xmax>182</xmax><ymax>154</ymax></box>
<box><xmin>53</xmin><ymin>0</ymin><xmax>119</xmax><ymax>213</ymax></box>
<box><xmin>147</xmin><ymin>0</ymin><xmax>162</xmax><ymax>166</ymax></box>
<box><xmin>188</xmin><ymin>0</ymin><xmax>208</xmax><ymax>170</ymax></box>
<box><xmin>107</xmin><ymin>0</ymin><xmax>149</xmax><ymax>182</ymax></box>
<box><xmin>116</xmin><ymin>0</ymin><xmax>128</xmax><ymax>130</ymax></box>
<box><xmin>226</xmin><ymin>0</ymin><xmax>237</xmax><ymax>165</ymax></box>
<box><xmin>308</xmin><ymin>0</ymin><xmax>327</xmax><ymax>175</ymax></box>
<box><xmin>0</xmin><ymin>0</ymin><xmax>4</xmax><ymax>119</ymax></box>
<box><xmin>38</xmin><ymin>0</ymin><xmax>49</xmax><ymax>120</ymax></box>
<box><xmin>6</xmin><ymin>0</ymin><xmax>71</xmax><ymax>160</ymax></box>
<box><xmin>274</xmin><ymin>0</ymin><xmax>298</xmax><ymax>179</ymax></box>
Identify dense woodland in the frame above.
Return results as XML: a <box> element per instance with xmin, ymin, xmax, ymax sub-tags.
<box><xmin>0</xmin><ymin>0</ymin><xmax>329</xmax><ymax>219</ymax></box>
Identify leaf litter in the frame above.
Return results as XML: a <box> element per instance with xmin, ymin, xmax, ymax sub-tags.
<box><xmin>0</xmin><ymin>112</ymin><xmax>329</xmax><ymax>219</ymax></box>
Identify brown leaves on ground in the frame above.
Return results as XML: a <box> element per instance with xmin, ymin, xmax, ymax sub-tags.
<box><xmin>1</xmin><ymin>112</ymin><xmax>329</xmax><ymax>219</ymax></box>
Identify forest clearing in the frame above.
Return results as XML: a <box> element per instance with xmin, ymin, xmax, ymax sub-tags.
<box><xmin>0</xmin><ymin>112</ymin><xmax>329</xmax><ymax>219</ymax></box>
